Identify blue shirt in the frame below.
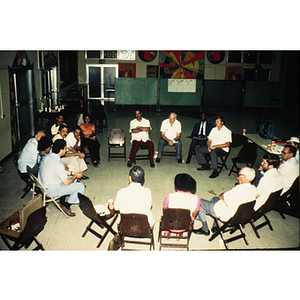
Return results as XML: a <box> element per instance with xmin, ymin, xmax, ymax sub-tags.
<box><xmin>18</xmin><ymin>138</ymin><xmax>39</xmax><ymax>173</ymax></box>
<box><xmin>38</xmin><ymin>152</ymin><xmax>67</xmax><ymax>189</ymax></box>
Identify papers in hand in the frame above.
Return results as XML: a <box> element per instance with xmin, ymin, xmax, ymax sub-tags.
<box><xmin>94</xmin><ymin>203</ymin><xmax>110</xmax><ymax>216</ymax></box>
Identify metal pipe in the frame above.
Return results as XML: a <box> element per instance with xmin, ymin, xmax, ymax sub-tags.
<box><xmin>26</xmin><ymin>69</ymin><xmax>35</xmax><ymax>136</ymax></box>
<box><xmin>13</xmin><ymin>73</ymin><xmax>21</xmax><ymax>142</ymax></box>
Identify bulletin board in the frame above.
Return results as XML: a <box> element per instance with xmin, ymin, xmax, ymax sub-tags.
<box><xmin>168</xmin><ymin>79</ymin><xmax>196</xmax><ymax>93</ymax></box>
<box><xmin>115</xmin><ymin>78</ymin><xmax>158</xmax><ymax>105</ymax></box>
<box><xmin>159</xmin><ymin>78</ymin><xmax>202</xmax><ymax>106</ymax></box>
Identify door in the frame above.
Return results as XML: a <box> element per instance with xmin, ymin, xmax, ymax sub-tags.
<box><xmin>87</xmin><ymin>64</ymin><xmax>118</xmax><ymax>101</ymax></box>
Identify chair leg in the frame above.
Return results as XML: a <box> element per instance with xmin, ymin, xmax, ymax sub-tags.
<box><xmin>82</xmin><ymin>220</ymin><xmax>94</xmax><ymax>237</ymax></box>
<box><xmin>46</xmin><ymin>198</ymin><xmax>69</xmax><ymax>219</ymax></box>
<box><xmin>249</xmin><ymin>219</ymin><xmax>260</xmax><ymax>238</ymax></box>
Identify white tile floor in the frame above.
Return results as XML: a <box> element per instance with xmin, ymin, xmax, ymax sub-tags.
<box><xmin>0</xmin><ymin>107</ymin><xmax>299</xmax><ymax>251</ymax></box>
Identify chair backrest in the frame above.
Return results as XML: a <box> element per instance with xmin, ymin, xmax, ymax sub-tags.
<box><xmin>229</xmin><ymin>200</ymin><xmax>256</xmax><ymax>226</ymax></box>
<box><xmin>238</xmin><ymin>142</ymin><xmax>257</xmax><ymax>163</ymax></box>
<box><xmin>17</xmin><ymin>206</ymin><xmax>47</xmax><ymax>246</ymax></box>
<box><xmin>78</xmin><ymin>193</ymin><xmax>102</xmax><ymax>222</ymax></box>
<box><xmin>259</xmin><ymin>189</ymin><xmax>283</xmax><ymax>213</ymax></box>
<box><xmin>19</xmin><ymin>194</ymin><xmax>43</xmax><ymax>232</ymax></box>
<box><xmin>281</xmin><ymin>176</ymin><xmax>299</xmax><ymax>200</ymax></box>
<box><xmin>119</xmin><ymin>213</ymin><xmax>151</xmax><ymax>238</ymax></box>
<box><xmin>109</xmin><ymin>129</ymin><xmax>125</xmax><ymax>145</ymax></box>
<box><xmin>29</xmin><ymin>173</ymin><xmax>44</xmax><ymax>190</ymax></box>
<box><xmin>161</xmin><ymin>208</ymin><xmax>191</xmax><ymax>231</ymax></box>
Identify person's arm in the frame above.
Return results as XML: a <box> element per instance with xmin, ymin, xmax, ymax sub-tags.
<box><xmin>161</xmin><ymin>131</ymin><xmax>174</xmax><ymax>146</ymax></box>
<box><xmin>62</xmin><ymin>171</ymin><xmax>83</xmax><ymax>186</ymax></box>
<box><xmin>209</xmin><ymin>141</ymin><xmax>230</xmax><ymax>151</ymax></box>
<box><xmin>131</xmin><ymin>126</ymin><xmax>150</xmax><ymax>133</ymax></box>
<box><xmin>64</xmin><ymin>151</ymin><xmax>85</xmax><ymax>159</ymax></box>
<box><xmin>174</xmin><ymin>132</ymin><xmax>181</xmax><ymax>141</ymax></box>
<box><xmin>191</xmin><ymin>196</ymin><xmax>201</xmax><ymax>218</ymax></box>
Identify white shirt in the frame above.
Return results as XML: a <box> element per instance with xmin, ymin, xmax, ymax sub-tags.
<box><xmin>129</xmin><ymin>117</ymin><xmax>151</xmax><ymax>143</ymax></box>
<box><xmin>65</xmin><ymin>132</ymin><xmax>81</xmax><ymax>153</ymax></box>
<box><xmin>52</xmin><ymin>133</ymin><xmax>63</xmax><ymax>143</ymax></box>
<box><xmin>278</xmin><ymin>157</ymin><xmax>299</xmax><ymax>194</ymax></box>
<box><xmin>214</xmin><ymin>183</ymin><xmax>257</xmax><ymax>222</ymax></box>
<box><xmin>160</xmin><ymin>119</ymin><xmax>181</xmax><ymax>140</ymax></box>
<box><xmin>198</xmin><ymin>122</ymin><xmax>207</xmax><ymax>135</ymax></box>
<box><xmin>208</xmin><ymin>125</ymin><xmax>232</xmax><ymax>152</ymax></box>
<box><xmin>114</xmin><ymin>182</ymin><xmax>154</xmax><ymax>226</ymax></box>
<box><xmin>255</xmin><ymin>168</ymin><xmax>284</xmax><ymax>211</ymax></box>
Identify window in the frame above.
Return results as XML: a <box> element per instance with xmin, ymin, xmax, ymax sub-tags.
<box><xmin>243</xmin><ymin>68</ymin><xmax>271</xmax><ymax>81</ymax></box>
<box><xmin>227</xmin><ymin>51</ymin><xmax>274</xmax><ymax>64</ymax></box>
<box><xmin>85</xmin><ymin>50</ymin><xmax>135</xmax><ymax>60</ymax></box>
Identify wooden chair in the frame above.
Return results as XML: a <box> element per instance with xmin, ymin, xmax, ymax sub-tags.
<box><xmin>135</xmin><ymin>147</ymin><xmax>150</xmax><ymax>162</ymax></box>
<box><xmin>78</xmin><ymin>193</ymin><xmax>118</xmax><ymax>248</ymax></box>
<box><xmin>158</xmin><ymin>208</ymin><xmax>193</xmax><ymax>250</ymax></box>
<box><xmin>108</xmin><ymin>128</ymin><xmax>126</xmax><ymax>161</ymax></box>
<box><xmin>14</xmin><ymin>154</ymin><xmax>33</xmax><ymax>199</ymax></box>
<box><xmin>29</xmin><ymin>173</ymin><xmax>69</xmax><ymax>219</ymax></box>
<box><xmin>162</xmin><ymin>145</ymin><xmax>177</xmax><ymax>157</ymax></box>
<box><xmin>0</xmin><ymin>194</ymin><xmax>47</xmax><ymax>250</ymax></box>
<box><xmin>247</xmin><ymin>189</ymin><xmax>283</xmax><ymax>238</ymax></box>
<box><xmin>118</xmin><ymin>213</ymin><xmax>154</xmax><ymax>250</ymax></box>
<box><xmin>209</xmin><ymin>200</ymin><xmax>256</xmax><ymax>249</ymax></box>
<box><xmin>228</xmin><ymin>142</ymin><xmax>257</xmax><ymax>176</ymax></box>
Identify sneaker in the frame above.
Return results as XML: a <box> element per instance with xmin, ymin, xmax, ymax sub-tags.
<box><xmin>156</xmin><ymin>158</ymin><xmax>161</xmax><ymax>163</ymax></box>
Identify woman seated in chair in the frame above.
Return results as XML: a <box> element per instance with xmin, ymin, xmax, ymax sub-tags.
<box><xmin>162</xmin><ymin>173</ymin><xmax>201</xmax><ymax>239</ymax></box>
<box><xmin>80</xmin><ymin>113</ymin><xmax>101</xmax><ymax>167</ymax></box>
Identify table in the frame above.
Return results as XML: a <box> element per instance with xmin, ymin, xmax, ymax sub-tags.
<box><xmin>245</xmin><ymin>134</ymin><xmax>285</xmax><ymax>155</ymax></box>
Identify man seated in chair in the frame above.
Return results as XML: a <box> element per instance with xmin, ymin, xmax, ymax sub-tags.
<box><xmin>278</xmin><ymin>145</ymin><xmax>299</xmax><ymax>195</ymax></box>
<box><xmin>51</xmin><ymin>113</ymin><xmax>66</xmax><ymax>137</ymax></box>
<box><xmin>254</xmin><ymin>154</ymin><xmax>284</xmax><ymax>211</ymax></box>
<box><xmin>53</xmin><ymin>124</ymin><xmax>88</xmax><ymax>175</ymax></box>
<box><xmin>186</xmin><ymin>112</ymin><xmax>213</xmax><ymax>164</ymax></box>
<box><xmin>156</xmin><ymin>112</ymin><xmax>182</xmax><ymax>163</ymax></box>
<box><xmin>110</xmin><ymin>166</ymin><xmax>154</xmax><ymax>227</ymax></box>
<box><xmin>195</xmin><ymin>115</ymin><xmax>232</xmax><ymax>179</ymax></box>
<box><xmin>193</xmin><ymin>167</ymin><xmax>257</xmax><ymax>235</ymax></box>
<box><xmin>163</xmin><ymin>173</ymin><xmax>201</xmax><ymax>239</ymax></box>
<box><xmin>127</xmin><ymin>109</ymin><xmax>155</xmax><ymax>168</ymax></box>
<box><xmin>38</xmin><ymin>139</ymin><xmax>85</xmax><ymax>217</ymax></box>
<box><xmin>18</xmin><ymin>130</ymin><xmax>45</xmax><ymax>176</ymax></box>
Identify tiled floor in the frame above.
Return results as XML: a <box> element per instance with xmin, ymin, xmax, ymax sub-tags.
<box><xmin>0</xmin><ymin>106</ymin><xmax>299</xmax><ymax>251</ymax></box>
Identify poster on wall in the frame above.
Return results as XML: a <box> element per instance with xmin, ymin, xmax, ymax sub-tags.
<box><xmin>168</xmin><ymin>79</ymin><xmax>196</xmax><ymax>93</ymax></box>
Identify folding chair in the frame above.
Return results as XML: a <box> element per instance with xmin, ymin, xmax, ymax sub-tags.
<box><xmin>209</xmin><ymin>200</ymin><xmax>256</xmax><ymax>249</ymax></box>
<box><xmin>0</xmin><ymin>194</ymin><xmax>47</xmax><ymax>250</ymax></box>
<box><xmin>135</xmin><ymin>147</ymin><xmax>150</xmax><ymax>162</ymax></box>
<box><xmin>158</xmin><ymin>208</ymin><xmax>193</xmax><ymax>250</ymax></box>
<box><xmin>108</xmin><ymin>128</ymin><xmax>126</xmax><ymax>161</ymax></box>
<box><xmin>29</xmin><ymin>173</ymin><xmax>69</xmax><ymax>219</ymax></box>
<box><xmin>118</xmin><ymin>213</ymin><xmax>154</xmax><ymax>250</ymax></box>
<box><xmin>247</xmin><ymin>189</ymin><xmax>283</xmax><ymax>238</ymax></box>
<box><xmin>162</xmin><ymin>145</ymin><xmax>177</xmax><ymax>157</ymax></box>
<box><xmin>14</xmin><ymin>154</ymin><xmax>32</xmax><ymax>199</ymax></box>
<box><xmin>228</xmin><ymin>142</ymin><xmax>257</xmax><ymax>176</ymax></box>
<box><xmin>217</xmin><ymin>147</ymin><xmax>231</xmax><ymax>173</ymax></box>
<box><xmin>78</xmin><ymin>193</ymin><xmax>118</xmax><ymax>248</ymax></box>
<box><xmin>205</xmin><ymin>147</ymin><xmax>231</xmax><ymax>173</ymax></box>
<box><xmin>277</xmin><ymin>176</ymin><xmax>299</xmax><ymax>218</ymax></box>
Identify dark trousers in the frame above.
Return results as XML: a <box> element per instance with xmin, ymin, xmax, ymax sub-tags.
<box><xmin>195</xmin><ymin>146</ymin><xmax>227</xmax><ymax>172</ymax></box>
<box><xmin>82</xmin><ymin>138</ymin><xmax>100</xmax><ymax>162</ymax></box>
<box><xmin>188</xmin><ymin>138</ymin><xmax>207</xmax><ymax>155</ymax></box>
<box><xmin>129</xmin><ymin>140</ymin><xmax>154</xmax><ymax>163</ymax></box>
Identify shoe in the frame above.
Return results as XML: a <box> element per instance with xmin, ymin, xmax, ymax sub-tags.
<box><xmin>192</xmin><ymin>228</ymin><xmax>210</xmax><ymax>236</ymax></box>
<box><xmin>177</xmin><ymin>158</ymin><xmax>182</xmax><ymax>163</ymax></box>
<box><xmin>127</xmin><ymin>161</ymin><xmax>132</xmax><ymax>168</ymax></box>
<box><xmin>209</xmin><ymin>172</ymin><xmax>219</xmax><ymax>178</ymax></box>
<box><xmin>93</xmin><ymin>161</ymin><xmax>99</xmax><ymax>167</ymax></box>
<box><xmin>186</xmin><ymin>155</ymin><xmax>192</xmax><ymax>164</ymax></box>
<box><xmin>150</xmin><ymin>162</ymin><xmax>155</xmax><ymax>168</ymax></box>
<box><xmin>197</xmin><ymin>165</ymin><xmax>210</xmax><ymax>171</ymax></box>
<box><xmin>156</xmin><ymin>157</ymin><xmax>161</xmax><ymax>163</ymax></box>
<box><xmin>59</xmin><ymin>203</ymin><xmax>76</xmax><ymax>217</ymax></box>
<box><xmin>82</xmin><ymin>175</ymin><xmax>89</xmax><ymax>180</ymax></box>
<box><xmin>211</xmin><ymin>227</ymin><xmax>218</xmax><ymax>234</ymax></box>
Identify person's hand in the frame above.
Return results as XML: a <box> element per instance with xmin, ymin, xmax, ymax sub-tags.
<box><xmin>64</xmin><ymin>165</ymin><xmax>69</xmax><ymax>171</ymax></box>
<box><xmin>75</xmin><ymin>172</ymin><xmax>84</xmax><ymax>179</ymax></box>
<box><xmin>168</xmin><ymin>140</ymin><xmax>174</xmax><ymax>146</ymax></box>
<box><xmin>78</xmin><ymin>152</ymin><xmax>85</xmax><ymax>159</ymax></box>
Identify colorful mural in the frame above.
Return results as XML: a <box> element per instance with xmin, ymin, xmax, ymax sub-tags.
<box><xmin>226</xmin><ymin>66</ymin><xmax>243</xmax><ymax>80</ymax></box>
<box><xmin>119</xmin><ymin>63</ymin><xmax>136</xmax><ymax>78</ymax></box>
<box><xmin>159</xmin><ymin>51</ymin><xmax>205</xmax><ymax>79</ymax></box>
<box><xmin>138</xmin><ymin>51</ymin><xmax>157</xmax><ymax>62</ymax></box>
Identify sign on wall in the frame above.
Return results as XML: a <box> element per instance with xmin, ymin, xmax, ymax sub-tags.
<box><xmin>168</xmin><ymin>79</ymin><xmax>196</xmax><ymax>93</ymax></box>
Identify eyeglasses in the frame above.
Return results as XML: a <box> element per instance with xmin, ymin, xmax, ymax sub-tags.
<box><xmin>237</xmin><ymin>174</ymin><xmax>245</xmax><ymax>177</ymax></box>
<box><xmin>281</xmin><ymin>151</ymin><xmax>289</xmax><ymax>155</ymax></box>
